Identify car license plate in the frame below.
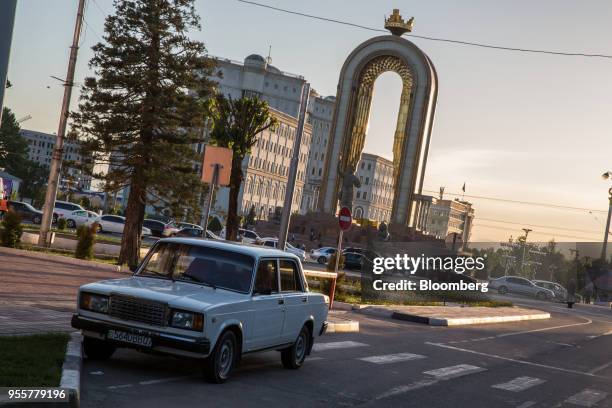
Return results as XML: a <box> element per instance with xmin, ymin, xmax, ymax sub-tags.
<box><xmin>107</xmin><ymin>329</ymin><xmax>152</xmax><ymax>347</ymax></box>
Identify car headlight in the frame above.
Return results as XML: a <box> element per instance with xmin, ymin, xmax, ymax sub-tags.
<box><xmin>169</xmin><ymin>309</ymin><xmax>204</xmax><ymax>331</ymax></box>
<box><xmin>80</xmin><ymin>292</ymin><xmax>109</xmax><ymax>314</ymax></box>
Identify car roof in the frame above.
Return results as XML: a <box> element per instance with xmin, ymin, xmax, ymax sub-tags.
<box><xmin>158</xmin><ymin>237</ymin><xmax>300</xmax><ymax>260</ymax></box>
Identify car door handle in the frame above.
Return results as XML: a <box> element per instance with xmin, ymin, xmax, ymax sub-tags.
<box><xmin>301</xmin><ymin>297</ymin><xmax>308</xmax><ymax>303</ymax></box>
<box><xmin>278</xmin><ymin>299</ymin><xmax>285</xmax><ymax>305</ymax></box>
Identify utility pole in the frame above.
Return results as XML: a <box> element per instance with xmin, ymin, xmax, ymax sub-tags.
<box><xmin>0</xmin><ymin>0</ymin><xmax>18</xmax><ymax>124</ymax></box>
<box><xmin>601</xmin><ymin>187</ymin><xmax>612</xmax><ymax>262</ymax></box>
<box><xmin>278</xmin><ymin>82</ymin><xmax>310</xmax><ymax>250</ymax></box>
<box><xmin>520</xmin><ymin>228</ymin><xmax>532</xmax><ymax>276</ymax></box>
<box><xmin>39</xmin><ymin>0</ymin><xmax>86</xmax><ymax>246</ymax></box>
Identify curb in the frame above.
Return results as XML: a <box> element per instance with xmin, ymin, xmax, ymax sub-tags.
<box><xmin>0</xmin><ymin>246</ymin><xmax>127</xmax><ymax>273</ymax></box>
<box><xmin>327</xmin><ymin>319</ymin><xmax>360</xmax><ymax>333</ymax></box>
<box><xmin>60</xmin><ymin>332</ymin><xmax>83</xmax><ymax>408</ymax></box>
<box><xmin>391</xmin><ymin>311</ymin><xmax>551</xmax><ymax>326</ymax></box>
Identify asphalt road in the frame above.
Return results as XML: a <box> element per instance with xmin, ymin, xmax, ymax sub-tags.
<box><xmin>82</xmin><ymin>298</ymin><xmax>612</xmax><ymax>408</ymax></box>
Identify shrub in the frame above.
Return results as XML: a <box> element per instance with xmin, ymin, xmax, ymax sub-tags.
<box><xmin>75</xmin><ymin>223</ymin><xmax>97</xmax><ymax>259</ymax></box>
<box><xmin>1</xmin><ymin>210</ymin><xmax>23</xmax><ymax>248</ymax></box>
<box><xmin>326</xmin><ymin>252</ymin><xmax>345</xmax><ymax>272</ymax></box>
<box><xmin>207</xmin><ymin>216</ymin><xmax>223</xmax><ymax>233</ymax></box>
<box><xmin>57</xmin><ymin>217</ymin><xmax>67</xmax><ymax>231</ymax></box>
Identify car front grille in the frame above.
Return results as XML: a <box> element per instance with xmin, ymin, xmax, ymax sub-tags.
<box><xmin>109</xmin><ymin>294</ymin><xmax>166</xmax><ymax>327</ymax></box>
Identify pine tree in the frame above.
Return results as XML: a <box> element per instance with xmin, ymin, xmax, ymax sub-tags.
<box><xmin>209</xmin><ymin>95</ymin><xmax>276</xmax><ymax>241</ymax></box>
<box><xmin>71</xmin><ymin>0</ymin><xmax>216</xmax><ymax>268</ymax></box>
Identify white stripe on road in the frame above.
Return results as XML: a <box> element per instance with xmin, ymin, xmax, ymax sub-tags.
<box><xmin>423</xmin><ymin>364</ymin><xmax>486</xmax><ymax>379</ymax></box>
<box><xmin>491</xmin><ymin>376</ymin><xmax>545</xmax><ymax>392</ymax></box>
<box><xmin>359</xmin><ymin>352</ymin><xmax>426</xmax><ymax>364</ymax></box>
<box><xmin>516</xmin><ymin>401</ymin><xmax>536</xmax><ymax>408</ymax></box>
<box><xmin>375</xmin><ymin>379</ymin><xmax>439</xmax><ymax>400</ymax></box>
<box><xmin>312</xmin><ymin>341</ymin><xmax>368</xmax><ymax>352</ymax></box>
<box><xmin>426</xmin><ymin>342</ymin><xmax>598</xmax><ymax>378</ymax></box>
<box><xmin>564</xmin><ymin>389</ymin><xmax>608</xmax><ymax>407</ymax></box>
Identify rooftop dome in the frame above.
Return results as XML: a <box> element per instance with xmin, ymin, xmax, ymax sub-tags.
<box><xmin>245</xmin><ymin>54</ymin><xmax>266</xmax><ymax>62</ymax></box>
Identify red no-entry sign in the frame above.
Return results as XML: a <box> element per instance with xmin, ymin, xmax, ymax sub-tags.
<box><xmin>338</xmin><ymin>206</ymin><xmax>352</xmax><ymax>230</ymax></box>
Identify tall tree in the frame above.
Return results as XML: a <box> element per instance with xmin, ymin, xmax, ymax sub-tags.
<box><xmin>0</xmin><ymin>107</ymin><xmax>47</xmax><ymax>204</ymax></box>
<box><xmin>71</xmin><ymin>0</ymin><xmax>216</xmax><ymax>268</ymax></box>
<box><xmin>209</xmin><ymin>95</ymin><xmax>276</xmax><ymax>241</ymax></box>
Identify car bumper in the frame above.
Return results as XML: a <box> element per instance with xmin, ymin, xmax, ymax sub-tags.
<box><xmin>71</xmin><ymin>314</ymin><xmax>211</xmax><ymax>358</ymax></box>
<box><xmin>319</xmin><ymin>321</ymin><xmax>328</xmax><ymax>336</ymax></box>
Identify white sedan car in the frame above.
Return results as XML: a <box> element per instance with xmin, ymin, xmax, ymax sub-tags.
<box><xmin>71</xmin><ymin>238</ymin><xmax>329</xmax><ymax>383</ymax></box>
<box><xmin>97</xmin><ymin>215</ymin><xmax>152</xmax><ymax>236</ymax></box>
<box><xmin>65</xmin><ymin>210</ymin><xmax>100</xmax><ymax>229</ymax></box>
<box><xmin>260</xmin><ymin>238</ymin><xmax>306</xmax><ymax>261</ymax></box>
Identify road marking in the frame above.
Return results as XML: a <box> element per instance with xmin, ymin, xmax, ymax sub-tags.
<box><xmin>423</xmin><ymin>364</ymin><xmax>486</xmax><ymax>379</ymax></box>
<box><xmin>516</xmin><ymin>401</ymin><xmax>536</xmax><ymax>408</ymax></box>
<box><xmin>138</xmin><ymin>376</ymin><xmax>192</xmax><ymax>386</ymax></box>
<box><xmin>375</xmin><ymin>379</ymin><xmax>439</xmax><ymax>400</ymax></box>
<box><xmin>425</xmin><ymin>342</ymin><xmax>599</xmax><ymax>378</ymax></box>
<box><xmin>312</xmin><ymin>341</ymin><xmax>368</xmax><ymax>352</ymax></box>
<box><xmin>359</xmin><ymin>352</ymin><xmax>426</xmax><ymax>364</ymax></box>
<box><xmin>496</xmin><ymin>317</ymin><xmax>592</xmax><ymax>338</ymax></box>
<box><xmin>491</xmin><ymin>376</ymin><xmax>545</xmax><ymax>392</ymax></box>
<box><xmin>564</xmin><ymin>389</ymin><xmax>608</xmax><ymax>407</ymax></box>
<box><xmin>589</xmin><ymin>359</ymin><xmax>612</xmax><ymax>375</ymax></box>
<box><xmin>107</xmin><ymin>384</ymin><xmax>134</xmax><ymax>390</ymax></box>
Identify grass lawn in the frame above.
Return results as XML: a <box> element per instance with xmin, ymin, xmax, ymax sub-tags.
<box><xmin>0</xmin><ymin>333</ymin><xmax>70</xmax><ymax>387</ymax></box>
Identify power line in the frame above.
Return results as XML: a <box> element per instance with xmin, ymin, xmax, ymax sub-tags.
<box><xmin>236</xmin><ymin>0</ymin><xmax>612</xmax><ymax>60</ymax></box>
<box><xmin>473</xmin><ymin>223</ymin><xmax>599</xmax><ymax>241</ymax></box>
<box><xmin>477</xmin><ymin>217</ymin><xmax>602</xmax><ymax>235</ymax></box>
<box><xmin>423</xmin><ymin>189</ymin><xmax>608</xmax><ymax>214</ymax></box>
<box><xmin>90</xmin><ymin>0</ymin><xmax>109</xmax><ymax>18</ymax></box>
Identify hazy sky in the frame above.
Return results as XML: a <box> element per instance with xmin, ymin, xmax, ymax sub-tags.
<box><xmin>5</xmin><ymin>0</ymin><xmax>612</xmax><ymax>242</ymax></box>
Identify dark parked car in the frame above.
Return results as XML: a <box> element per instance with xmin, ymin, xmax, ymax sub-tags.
<box><xmin>6</xmin><ymin>201</ymin><xmax>45</xmax><ymax>224</ymax></box>
<box><xmin>176</xmin><ymin>228</ymin><xmax>222</xmax><ymax>240</ymax></box>
<box><xmin>343</xmin><ymin>252</ymin><xmax>365</xmax><ymax>271</ymax></box>
<box><xmin>342</xmin><ymin>247</ymin><xmax>380</xmax><ymax>261</ymax></box>
<box><xmin>143</xmin><ymin>219</ymin><xmax>179</xmax><ymax>237</ymax></box>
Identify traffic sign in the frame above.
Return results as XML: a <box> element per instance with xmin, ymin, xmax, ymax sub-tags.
<box><xmin>338</xmin><ymin>207</ymin><xmax>352</xmax><ymax>230</ymax></box>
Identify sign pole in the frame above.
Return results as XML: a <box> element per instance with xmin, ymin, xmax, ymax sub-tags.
<box><xmin>201</xmin><ymin>163</ymin><xmax>220</xmax><ymax>235</ymax></box>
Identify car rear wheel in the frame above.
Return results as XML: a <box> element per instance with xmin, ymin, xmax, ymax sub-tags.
<box><xmin>33</xmin><ymin>215</ymin><xmax>41</xmax><ymax>224</ymax></box>
<box><xmin>281</xmin><ymin>325</ymin><xmax>310</xmax><ymax>369</ymax></box>
<box><xmin>83</xmin><ymin>337</ymin><xmax>116</xmax><ymax>360</ymax></box>
<box><xmin>498</xmin><ymin>286</ymin><xmax>508</xmax><ymax>295</ymax></box>
<box><xmin>67</xmin><ymin>219</ymin><xmax>76</xmax><ymax>229</ymax></box>
<box><xmin>317</xmin><ymin>256</ymin><xmax>327</xmax><ymax>264</ymax></box>
<box><xmin>536</xmin><ymin>291</ymin><xmax>547</xmax><ymax>300</ymax></box>
<box><xmin>203</xmin><ymin>330</ymin><xmax>237</xmax><ymax>383</ymax></box>
<box><xmin>97</xmin><ymin>224</ymin><xmax>103</xmax><ymax>233</ymax></box>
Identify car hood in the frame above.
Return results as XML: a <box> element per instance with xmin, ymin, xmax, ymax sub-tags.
<box><xmin>81</xmin><ymin>276</ymin><xmax>248</xmax><ymax>311</ymax></box>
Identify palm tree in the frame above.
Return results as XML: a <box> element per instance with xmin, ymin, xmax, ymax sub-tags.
<box><xmin>209</xmin><ymin>95</ymin><xmax>277</xmax><ymax>241</ymax></box>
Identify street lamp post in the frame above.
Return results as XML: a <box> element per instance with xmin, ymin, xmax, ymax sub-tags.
<box><xmin>521</xmin><ymin>228</ymin><xmax>532</xmax><ymax>276</ymax></box>
<box><xmin>601</xmin><ymin>171</ymin><xmax>612</xmax><ymax>262</ymax></box>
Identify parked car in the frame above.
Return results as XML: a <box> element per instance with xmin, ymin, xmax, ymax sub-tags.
<box><xmin>71</xmin><ymin>238</ymin><xmax>329</xmax><ymax>383</ymax></box>
<box><xmin>65</xmin><ymin>210</ymin><xmax>100</xmax><ymax>229</ymax></box>
<box><xmin>177</xmin><ymin>222</ymin><xmax>203</xmax><ymax>231</ymax></box>
<box><xmin>310</xmin><ymin>247</ymin><xmax>336</xmax><ymax>264</ymax></box>
<box><xmin>53</xmin><ymin>200</ymin><xmax>85</xmax><ymax>219</ymax></box>
<box><xmin>489</xmin><ymin>276</ymin><xmax>554</xmax><ymax>300</ymax></box>
<box><xmin>260</xmin><ymin>238</ymin><xmax>306</xmax><ymax>261</ymax></box>
<box><xmin>221</xmin><ymin>228</ymin><xmax>262</xmax><ymax>244</ymax></box>
<box><xmin>533</xmin><ymin>280</ymin><xmax>568</xmax><ymax>301</ymax></box>
<box><xmin>176</xmin><ymin>228</ymin><xmax>222</xmax><ymax>240</ymax></box>
<box><xmin>97</xmin><ymin>215</ymin><xmax>152</xmax><ymax>236</ymax></box>
<box><xmin>6</xmin><ymin>200</ymin><xmax>45</xmax><ymax>224</ymax></box>
<box><xmin>342</xmin><ymin>247</ymin><xmax>381</xmax><ymax>261</ymax></box>
<box><xmin>143</xmin><ymin>219</ymin><xmax>180</xmax><ymax>237</ymax></box>
<box><xmin>343</xmin><ymin>252</ymin><xmax>365</xmax><ymax>271</ymax></box>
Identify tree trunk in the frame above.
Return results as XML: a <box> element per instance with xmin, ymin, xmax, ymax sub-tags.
<box><xmin>225</xmin><ymin>156</ymin><xmax>243</xmax><ymax>241</ymax></box>
<box><xmin>119</xmin><ymin>179</ymin><xmax>145</xmax><ymax>269</ymax></box>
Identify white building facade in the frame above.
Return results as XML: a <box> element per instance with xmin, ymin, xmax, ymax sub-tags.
<box><xmin>352</xmin><ymin>153</ymin><xmax>395</xmax><ymax>223</ymax></box>
<box><xmin>425</xmin><ymin>199</ymin><xmax>475</xmax><ymax>243</ymax></box>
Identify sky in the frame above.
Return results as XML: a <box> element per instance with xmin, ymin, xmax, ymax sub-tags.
<box><xmin>4</xmin><ymin>0</ymin><xmax>612</xmax><ymax>243</ymax></box>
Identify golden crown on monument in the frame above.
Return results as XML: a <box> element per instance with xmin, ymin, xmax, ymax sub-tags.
<box><xmin>384</xmin><ymin>9</ymin><xmax>414</xmax><ymax>36</ymax></box>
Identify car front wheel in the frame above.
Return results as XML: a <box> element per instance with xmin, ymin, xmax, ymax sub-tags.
<box><xmin>536</xmin><ymin>291</ymin><xmax>547</xmax><ymax>300</ymax></box>
<box><xmin>203</xmin><ymin>330</ymin><xmax>237</xmax><ymax>383</ymax></box>
<box><xmin>498</xmin><ymin>286</ymin><xmax>508</xmax><ymax>295</ymax></box>
<box><xmin>67</xmin><ymin>219</ymin><xmax>76</xmax><ymax>229</ymax></box>
<box><xmin>83</xmin><ymin>337</ymin><xmax>116</xmax><ymax>360</ymax></box>
<box><xmin>317</xmin><ymin>256</ymin><xmax>327</xmax><ymax>264</ymax></box>
<box><xmin>33</xmin><ymin>215</ymin><xmax>41</xmax><ymax>224</ymax></box>
<box><xmin>281</xmin><ymin>325</ymin><xmax>310</xmax><ymax>369</ymax></box>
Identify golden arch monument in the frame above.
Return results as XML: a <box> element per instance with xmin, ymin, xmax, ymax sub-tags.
<box><xmin>319</xmin><ymin>10</ymin><xmax>438</xmax><ymax>227</ymax></box>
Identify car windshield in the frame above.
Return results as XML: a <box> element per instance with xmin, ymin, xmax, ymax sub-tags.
<box><xmin>137</xmin><ymin>242</ymin><xmax>255</xmax><ymax>293</ymax></box>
